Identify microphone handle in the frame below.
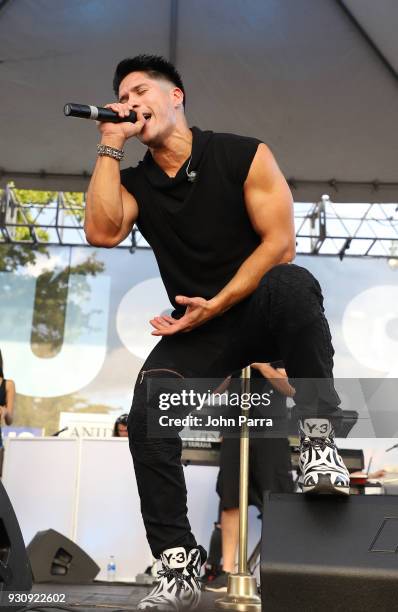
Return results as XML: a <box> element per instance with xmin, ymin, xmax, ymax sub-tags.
<box><xmin>51</xmin><ymin>426</ymin><xmax>69</xmax><ymax>437</ymax></box>
<box><xmin>64</xmin><ymin>103</ymin><xmax>137</xmax><ymax>123</ymax></box>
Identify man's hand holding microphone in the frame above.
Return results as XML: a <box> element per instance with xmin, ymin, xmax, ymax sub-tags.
<box><xmin>96</xmin><ymin>103</ymin><xmax>147</xmax><ymax>149</ymax></box>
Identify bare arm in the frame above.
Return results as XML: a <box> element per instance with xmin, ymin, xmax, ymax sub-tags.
<box><xmin>251</xmin><ymin>363</ymin><xmax>296</xmax><ymax>398</ymax></box>
<box><xmin>210</xmin><ymin>143</ymin><xmax>296</xmax><ymax>314</ymax></box>
<box><xmin>2</xmin><ymin>380</ymin><xmax>15</xmax><ymax>426</ymax></box>
<box><xmin>84</xmin><ymin>104</ymin><xmax>146</xmax><ymax>248</ymax></box>
<box><xmin>85</xmin><ymin>153</ymin><xmax>139</xmax><ymax>247</ymax></box>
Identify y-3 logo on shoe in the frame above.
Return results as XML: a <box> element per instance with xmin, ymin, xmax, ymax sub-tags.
<box><xmin>307</xmin><ymin>423</ymin><xmax>328</xmax><ymax>435</ymax></box>
<box><xmin>164</xmin><ymin>551</ymin><xmax>186</xmax><ymax>565</ymax></box>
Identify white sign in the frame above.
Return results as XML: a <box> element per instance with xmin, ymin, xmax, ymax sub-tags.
<box><xmin>59</xmin><ymin>412</ymin><xmax>116</xmax><ymax>438</ymax></box>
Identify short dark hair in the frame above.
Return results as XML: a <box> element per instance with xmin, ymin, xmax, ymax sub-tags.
<box><xmin>113</xmin><ymin>54</ymin><xmax>186</xmax><ymax>107</ymax></box>
<box><xmin>113</xmin><ymin>413</ymin><xmax>128</xmax><ymax>437</ymax></box>
<box><xmin>0</xmin><ymin>350</ymin><xmax>3</xmax><ymax>379</ymax></box>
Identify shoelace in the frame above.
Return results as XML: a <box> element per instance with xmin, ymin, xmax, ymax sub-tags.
<box><xmin>158</xmin><ymin>567</ymin><xmax>188</xmax><ymax>591</ymax></box>
<box><xmin>301</xmin><ymin>436</ymin><xmax>336</xmax><ymax>451</ymax></box>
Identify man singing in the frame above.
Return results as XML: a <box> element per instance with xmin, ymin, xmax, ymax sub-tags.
<box><xmin>84</xmin><ymin>55</ymin><xmax>350</xmax><ymax>611</ymax></box>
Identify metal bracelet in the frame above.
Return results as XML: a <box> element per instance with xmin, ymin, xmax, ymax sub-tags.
<box><xmin>96</xmin><ymin>144</ymin><xmax>124</xmax><ymax>161</ymax></box>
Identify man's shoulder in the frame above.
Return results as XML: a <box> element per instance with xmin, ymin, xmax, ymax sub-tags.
<box><xmin>211</xmin><ymin>130</ymin><xmax>263</xmax><ymax>147</ymax></box>
<box><xmin>207</xmin><ymin>131</ymin><xmax>263</xmax><ymax>181</ymax></box>
<box><xmin>209</xmin><ymin>131</ymin><xmax>263</xmax><ymax>161</ymax></box>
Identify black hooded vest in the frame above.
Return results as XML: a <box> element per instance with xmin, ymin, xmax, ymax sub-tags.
<box><xmin>120</xmin><ymin>127</ymin><xmax>262</xmax><ymax>314</ymax></box>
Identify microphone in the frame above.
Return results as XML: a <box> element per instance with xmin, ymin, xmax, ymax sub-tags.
<box><xmin>64</xmin><ymin>103</ymin><xmax>137</xmax><ymax>123</ymax></box>
<box><xmin>51</xmin><ymin>426</ymin><xmax>69</xmax><ymax>437</ymax></box>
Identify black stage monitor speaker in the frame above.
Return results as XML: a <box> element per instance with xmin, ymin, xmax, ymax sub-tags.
<box><xmin>27</xmin><ymin>529</ymin><xmax>100</xmax><ymax>584</ymax></box>
<box><xmin>261</xmin><ymin>493</ymin><xmax>398</xmax><ymax>612</ymax></box>
<box><xmin>0</xmin><ymin>482</ymin><xmax>32</xmax><ymax>604</ymax></box>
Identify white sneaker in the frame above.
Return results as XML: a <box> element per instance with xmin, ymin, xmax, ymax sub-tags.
<box><xmin>298</xmin><ymin>418</ymin><xmax>350</xmax><ymax>495</ymax></box>
<box><xmin>137</xmin><ymin>545</ymin><xmax>206</xmax><ymax>611</ymax></box>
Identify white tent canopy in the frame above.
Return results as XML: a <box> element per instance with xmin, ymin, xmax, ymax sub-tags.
<box><xmin>0</xmin><ymin>0</ymin><xmax>397</xmax><ymax>202</ymax></box>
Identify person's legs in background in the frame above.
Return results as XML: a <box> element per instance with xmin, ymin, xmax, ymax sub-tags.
<box><xmin>200</xmin><ymin>504</ymin><xmax>223</xmax><ymax>585</ymax></box>
<box><xmin>206</xmin><ymin>435</ymin><xmax>294</xmax><ymax>593</ymax></box>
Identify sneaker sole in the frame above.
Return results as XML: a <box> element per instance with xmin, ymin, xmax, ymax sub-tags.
<box><xmin>204</xmin><ymin>585</ymin><xmax>228</xmax><ymax>593</ymax></box>
<box><xmin>301</xmin><ymin>474</ymin><xmax>350</xmax><ymax>496</ymax></box>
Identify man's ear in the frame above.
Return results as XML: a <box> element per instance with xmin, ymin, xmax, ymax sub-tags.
<box><xmin>172</xmin><ymin>87</ymin><xmax>184</xmax><ymax>109</ymax></box>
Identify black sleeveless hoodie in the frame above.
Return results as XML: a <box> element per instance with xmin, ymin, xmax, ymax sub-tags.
<box><xmin>121</xmin><ymin>127</ymin><xmax>262</xmax><ymax>314</ymax></box>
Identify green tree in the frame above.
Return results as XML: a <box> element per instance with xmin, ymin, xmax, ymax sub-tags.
<box><xmin>0</xmin><ymin>183</ymin><xmax>85</xmax><ymax>244</ymax></box>
<box><xmin>12</xmin><ymin>186</ymin><xmax>85</xmax><ymax>222</ymax></box>
<box><xmin>31</xmin><ymin>252</ymin><xmax>105</xmax><ymax>357</ymax></box>
<box><xmin>14</xmin><ymin>393</ymin><xmax>118</xmax><ymax>436</ymax></box>
<box><xmin>0</xmin><ymin>243</ymin><xmax>48</xmax><ymax>272</ymax></box>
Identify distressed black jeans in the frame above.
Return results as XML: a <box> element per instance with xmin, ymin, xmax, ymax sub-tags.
<box><xmin>127</xmin><ymin>264</ymin><xmax>341</xmax><ymax>557</ymax></box>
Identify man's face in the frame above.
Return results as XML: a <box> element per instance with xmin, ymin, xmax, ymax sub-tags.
<box><xmin>118</xmin><ymin>71</ymin><xmax>182</xmax><ymax>146</ymax></box>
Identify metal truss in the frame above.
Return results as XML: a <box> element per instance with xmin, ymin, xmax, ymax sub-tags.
<box><xmin>294</xmin><ymin>196</ymin><xmax>398</xmax><ymax>260</ymax></box>
<box><xmin>1</xmin><ymin>184</ymin><xmax>398</xmax><ymax>261</ymax></box>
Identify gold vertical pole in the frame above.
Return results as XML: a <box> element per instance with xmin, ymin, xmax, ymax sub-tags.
<box><xmin>238</xmin><ymin>366</ymin><xmax>250</xmax><ymax>575</ymax></box>
<box><xmin>216</xmin><ymin>366</ymin><xmax>261</xmax><ymax>611</ymax></box>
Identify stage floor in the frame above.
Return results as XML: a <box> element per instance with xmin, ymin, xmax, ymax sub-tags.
<box><xmin>31</xmin><ymin>582</ymin><xmax>222</xmax><ymax>611</ymax></box>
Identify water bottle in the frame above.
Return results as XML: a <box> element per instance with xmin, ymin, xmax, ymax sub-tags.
<box><xmin>107</xmin><ymin>555</ymin><xmax>116</xmax><ymax>581</ymax></box>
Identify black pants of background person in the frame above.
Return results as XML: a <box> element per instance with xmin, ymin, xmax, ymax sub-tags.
<box><xmin>127</xmin><ymin>263</ymin><xmax>341</xmax><ymax>557</ymax></box>
<box><xmin>217</xmin><ymin>437</ymin><xmax>294</xmax><ymax>510</ymax></box>
<box><xmin>201</xmin><ymin>437</ymin><xmax>294</xmax><ymax>575</ymax></box>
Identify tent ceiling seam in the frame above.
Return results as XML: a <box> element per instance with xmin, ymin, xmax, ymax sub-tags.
<box><xmin>337</xmin><ymin>0</ymin><xmax>398</xmax><ymax>82</ymax></box>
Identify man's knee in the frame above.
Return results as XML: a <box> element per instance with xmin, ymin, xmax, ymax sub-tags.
<box><xmin>264</xmin><ymin>264</ymin><xmax>325</xmax><ymax>331</ymax></box>
<box><xmin>267</xmin><ymin>262</ymin><xmax>290</xmax><ymax>278</ymax></box>
<box><xmin>267</xmin><ymin>263</ymin><xmax>318</xmax><ymax>288</ymax></box>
